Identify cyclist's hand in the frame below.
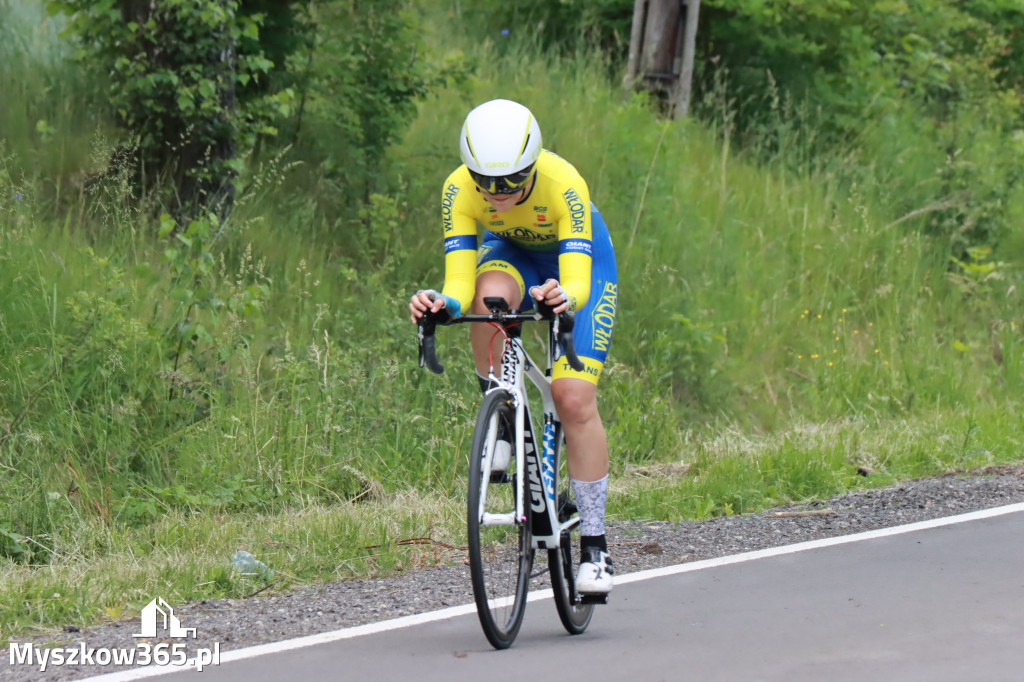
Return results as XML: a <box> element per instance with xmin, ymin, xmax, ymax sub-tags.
<box><xmin>409</xmin><ymin>289</ymin><xmax>447</xmax><ymax>324</ymax></box>
<box><xmin>530</xmin><ymin>279</ymin><xmax>570</xmax><ymax>315</ymax></box>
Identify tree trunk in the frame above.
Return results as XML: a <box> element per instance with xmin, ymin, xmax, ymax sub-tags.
<box><xmin>672</xmin><ymin>0</ymin><xmax>701</xmax><ymax>119</ymax></box>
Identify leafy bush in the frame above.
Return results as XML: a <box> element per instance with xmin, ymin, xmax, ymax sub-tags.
<box><xmin>281</xmin><ymin>0</ymin><xmax>466</xmax><ymax>213</ymax></box>
<box><xmin>49</xmin><ymin>0</ymin><xmax>292</xmax><ymax>215</ymax></box>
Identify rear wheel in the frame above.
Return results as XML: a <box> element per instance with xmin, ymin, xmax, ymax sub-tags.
<box><xmin>549</xmin><ymin>440</ymin><xmax>594</xmax><ymax>634</ymax></box>
<box><xmin>467</xmin><ymin>389</ymin><xmax>533</xmax><ymax>649</ymax></box>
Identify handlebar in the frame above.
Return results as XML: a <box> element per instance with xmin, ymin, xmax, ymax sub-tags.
<box><xmin>417</xmin><ymin>296</ymin><xmax>585</xmax><ymax>375</ymax></box>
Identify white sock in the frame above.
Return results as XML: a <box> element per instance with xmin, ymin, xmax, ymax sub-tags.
<box><xmin>570</xmin><ymin>475</ymin><xmax>608</xmax><ymax>537</ymax></box>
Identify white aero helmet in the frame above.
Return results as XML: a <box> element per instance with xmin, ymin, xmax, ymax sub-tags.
<box><xmin>459</xmin><ymin>99</ymin><xmax>542</xmax><ymax>194</ymax></box>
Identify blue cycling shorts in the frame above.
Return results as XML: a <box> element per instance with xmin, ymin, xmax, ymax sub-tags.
<box><xmin>477</xmin><ymin>204</ymin><xmax>618</xmax><ymax>385</ymax></box>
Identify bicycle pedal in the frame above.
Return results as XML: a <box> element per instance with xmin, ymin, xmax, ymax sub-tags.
<box><xmin>489</xmin><ymin>471</ymin><xmax>512</xmax><ymax>483</ymax></box>
<box><xmin>579</xmin><ymin>594</ymin><xmax>608</xmax><ymax>605</ymax></box>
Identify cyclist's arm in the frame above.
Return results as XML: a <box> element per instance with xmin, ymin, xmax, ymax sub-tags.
<box><xmin>438</xmin><ymin>178</ymin><xmax>479</xmax><ymax>316</ymax></box>
<box><xmin>555</xmin><ymin>179</ymin><xmax>593</xmax><ymax>312</ymax></box>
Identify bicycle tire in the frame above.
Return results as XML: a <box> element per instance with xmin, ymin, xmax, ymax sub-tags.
<box><xmin>549</xmin><ymin>443</ymin><xmax>594</xmax><ymax>634</ymax></box>
<box><xmin>467</xmin><ymin>389</ymin><xmax>534</xmax><ymax>649</ymax></box>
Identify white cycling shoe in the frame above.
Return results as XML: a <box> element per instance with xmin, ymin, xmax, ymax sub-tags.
<box><xmin>576</xmin><ymin>547</ymin><xmax>614</xmax><ymax>594</ymax></box>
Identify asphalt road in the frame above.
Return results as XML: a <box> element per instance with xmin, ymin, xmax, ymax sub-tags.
<box><xmin>83</xmin><ymin>505</ymin><xmax>1024</xmax><ymax>682</ymax></box>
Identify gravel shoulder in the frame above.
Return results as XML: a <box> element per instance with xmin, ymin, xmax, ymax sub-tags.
<box><xmin>4</xmin><ymin>467</ymin><xmax>1024</xmax><ymax>681</ymax></box>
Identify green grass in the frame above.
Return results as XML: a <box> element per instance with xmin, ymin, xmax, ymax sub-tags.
<box><xmin>0</xmin><ymin>0</ymin><xmax>104</xmax><ymax>194</ymax></box>
<box><xmin>0</xmin><ymin>491</ymin><xmax>466</xmax><ymax>637</ymax></box>
<box><xmin>610</xmin><ymin>409</ymin><xmax>1016</xmax><ymax>522</ymax></box>
<box><xmin>2</xmin><ymin>0</ymin><xmax>1024</xmax><ymax>640</ymax></box>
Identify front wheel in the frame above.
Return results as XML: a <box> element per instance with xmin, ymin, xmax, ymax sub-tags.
<box><xmin>467</xmin><ymin>389</ymin><xmax>533</xmax><ymax>649</ymax></box>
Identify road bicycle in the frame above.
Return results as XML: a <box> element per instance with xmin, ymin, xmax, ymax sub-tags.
<box><xmin>417</xmin><ymin>296</ymin><xmax>602</xmax><ymax>649</ymax></box>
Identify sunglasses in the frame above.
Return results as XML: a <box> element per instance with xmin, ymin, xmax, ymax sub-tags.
<box><xmin>469</xmin><ymin>165</ymin><xmax>535</xmax><ymax>195</ymax></box>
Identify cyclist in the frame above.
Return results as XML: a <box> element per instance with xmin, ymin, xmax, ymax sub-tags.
<box><xmin>409</xmin><ymin>99</ymin><xmax>618</xmax><ymax>596</ymax></box>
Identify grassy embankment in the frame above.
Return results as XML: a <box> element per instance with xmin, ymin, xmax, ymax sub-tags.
<box><xmin>1</xmin><ymin>2</ymin><xmax>1023</xmax><ymax>638</ymax></box>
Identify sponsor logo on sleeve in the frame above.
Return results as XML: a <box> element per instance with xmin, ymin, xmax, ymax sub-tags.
<box><xmin>559</xmin><ymin>239</ymin><xmax>593</xmax><ymax>256</ymax></box>
<box><xmin>442</xmin><ymin>183</ymin><xmax>460</xmax><ymax>233</ymax></box>
<box><xmin>444</xmin><ymin>235</ymin><xmax>477</xmax><ymax>253</ymax></box>
<box><xmin>562</xmin><ymin>188</ymin><xmax>587</xmax><ymax>234</ymax></box>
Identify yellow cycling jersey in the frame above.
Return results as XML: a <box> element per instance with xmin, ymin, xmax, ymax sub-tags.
<box><xmin>440</xmin><ymin>150</ymin><xmax>593</xmax><ymax>315</ymax></box>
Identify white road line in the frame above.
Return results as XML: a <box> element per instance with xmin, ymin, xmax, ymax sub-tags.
<box><xmin>77</xmin><ymin>501</ymin><xmax>1024</xmax><ymax>681</ymax></box>
<box><xmin>616</xmin><ymin>501</ymin><xmax>1024</xmax><ymax>585</ymax></box>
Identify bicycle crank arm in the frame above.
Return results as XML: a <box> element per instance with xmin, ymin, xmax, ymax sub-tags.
<box><xmin>481</xmin><ymin>512</ymin><xmax>519</xmax><ymax>526</ymax></box>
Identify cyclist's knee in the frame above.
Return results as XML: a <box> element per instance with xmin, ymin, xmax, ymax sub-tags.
<box><xmin>473</xmin><ymin>271</ymin><xmax>521</xmax><ymax>312</ymax></box>
<box><xmin>552</xmin><ymin>379</ymin><xmax>598</xmax><ymax>425</ymax></box>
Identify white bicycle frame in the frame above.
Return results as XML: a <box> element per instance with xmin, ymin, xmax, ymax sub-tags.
<box><xmin>477</xmin><ymin>328</ymin><xmax>579</xmax><ymax>550</ymax></box>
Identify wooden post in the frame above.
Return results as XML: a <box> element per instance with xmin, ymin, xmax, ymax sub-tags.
<box><xmin>623</xmin><ymin>0</ymin><xmax>647</xmax><ymax>92</ymax></box>
<box><xmin>672</xmin><ymin>0</ymin><xmax>701</xmax><ymax>118</ymax></box>
<box><xmin>625</xmin><ymin>0</ymin><xmax>701</xmax><ymax>118</ymax></box>
<box><xmin>640</xmin><ymin>0</ymin><xmax>680</xmax><ymax>83</ymax></box>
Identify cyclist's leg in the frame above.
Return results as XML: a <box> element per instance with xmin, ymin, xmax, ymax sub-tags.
<box><xmin>550</xmin><ymin>204</ymin><xmax>617</xmax><ymax>594</ymax></box>
<box><xmin>552</xmin><ymin>380</ymin><xmax>607</xmax><ymax>481</ymax></box>
<box><xmin>471</xmin><ymin>235</ymin><xmax>539</xmax><ymax>381</ymax></box>
<box><xmin>552</xmin><ymin>377</ymin><xmax>613</xmax><ymax>595</ymax></box>
<box><xmin>470</xmin><ymin>270</ymin><xmax>520</xmax><ymax>380</ymax></box>
<box><xmin>551</xmin><ymin>202</ymin><xmax>616</xmax><ymax>481</ymax></box>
